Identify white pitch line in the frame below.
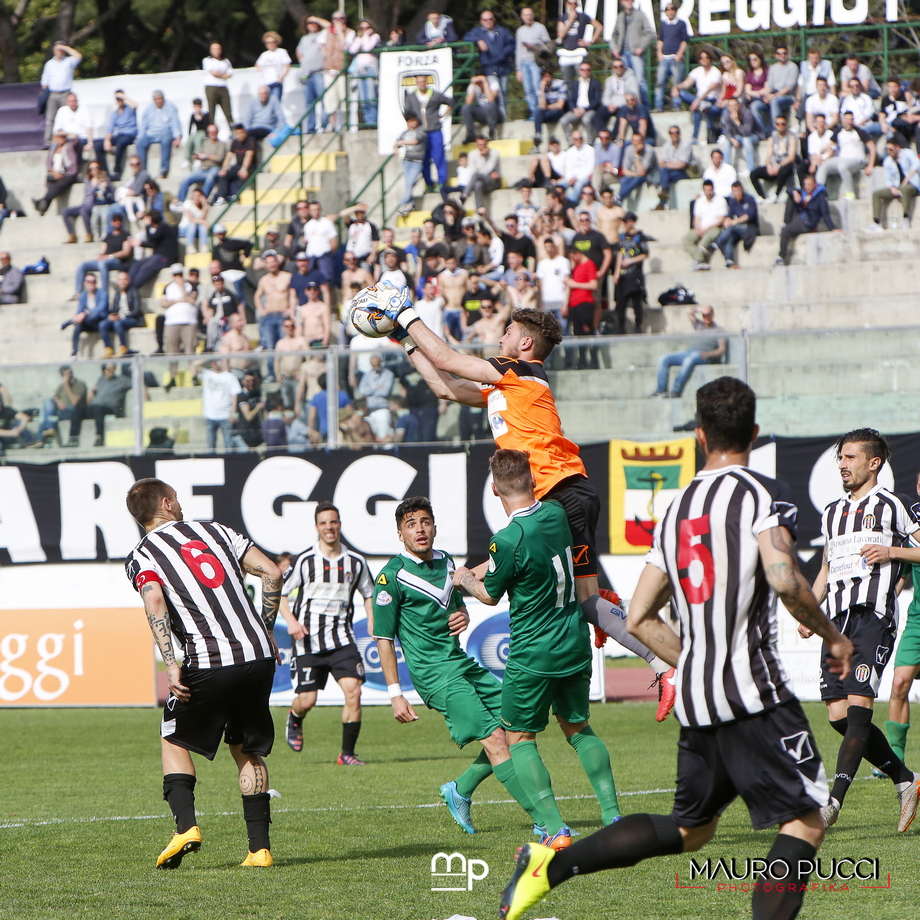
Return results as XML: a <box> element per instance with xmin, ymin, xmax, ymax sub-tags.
<box><xmin>0</xmin><ymin>787</ymin><xmax>677</xmax><ymax>831</ymax></box>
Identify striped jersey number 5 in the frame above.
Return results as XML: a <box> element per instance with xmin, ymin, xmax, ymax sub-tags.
<box><xmin>180</xmin><ymin>540</ymin><xmax>226</xmax><ymax>589</ymax></box>
<box><xmin>552</xmin><ymin>548</ymin><xmax>577</xmax><ymax>608</ymax></box>
<box><xmin>678</xmin><ymin>515</ymin><xmax>714</xmax><ymax>604</ymax></box>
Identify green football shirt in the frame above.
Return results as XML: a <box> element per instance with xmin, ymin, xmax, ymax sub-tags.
<box><xmin>484</xmin><ymin>499</ymin><xmax>591</xmax><ymax>677</ymax></box>
<box><xmin>372</xmin><ymin>549</ymin><xmax>472</xmax><ymax>702</ymax></box>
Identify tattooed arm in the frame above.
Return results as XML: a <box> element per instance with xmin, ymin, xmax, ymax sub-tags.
<box><xmin>452</xmin><ymin>566</ymin><xmax>499</xmax><ymax>606</ymax></box>
<box><xmin>626</xmin><ymin>564</ymin><xmax>682</xmax><ymax>668</ymax></box>
<box><xmin>758</xmin><ymin>525</ymin><xmax>853</xmax><ymax>679</ymax></box>
<box><xmin>242</xmin><ymin>546</ymin><xmax>283</xmax><ymax>664</ymax></box>
<box><xmin>140</xmin><ymin>581</ymin><xmax>189</xmax><ymax>701</ymax></box>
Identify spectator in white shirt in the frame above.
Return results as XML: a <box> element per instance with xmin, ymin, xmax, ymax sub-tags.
<box><xmin>534</xmin><ymin>236</ymin><xmax>570</xmax><ymax>324</ymax></box>
<box><xmin>256</xmin><ymin>31</ymin><xmax>291</xmax><ymax>100</ymax></box>
<box><xmin>560</xmin><ymin>129</ymin><xmax>595</xmax><ymax>203</ymax></box>
<box><xmin>804</xmin><ymin>77</ymin><xmax>839</xmax><ymax>133</ymax></box>
<box><xmin>161</xmin><ymin>264</ymin><xmax>199</xmax><ymax>355</ymax></box>
<box><xmin>202</xmin><ymin>43</ymin><xmax>234</xmax><ymax>129</ymax></box>
<box><xmin>805</xmin><ymin>114</ymin><xmax>836</xmax><ymax>180</ymax></box>
<box><xmin>415</xmin><ymin>278</ymin><xmax>447</xmax><ymax>339</ymax></box>
<box><xmin>673</xmin><ymin>50</ymin><xmax>723</xmax><ymax>143</ymax></box>
<box><xmin>702</xmin><ymin>148</ymin><xmax>737</xmax><ymax>198</ymax></box>
<box><xmin>816</xmin><ymin>110</ymin><xmax>876</xmax><ymax>199</ymax></box>
<box><xmin>840</xmin><ymin>78</ymin><xmax>881</xmax><ymax>136</ymax></box>
<box><xmin>193</xmin><ymin>357</ymin><xmax>242</xmax><ymax>453</ymax></box>
<box><xmin>40</xmin><ymin>43</ymin><xmax>82</xmax><ymax>148</ymax></box>
<box><xmin>52</xmin><ymin>92</ymin><xmax>93</xmax><ymax>151</ymax></box>
<box><xmin>682</xmin><ymin>179</ymin><xmax>728</xmax><ymax>270</ymax></box>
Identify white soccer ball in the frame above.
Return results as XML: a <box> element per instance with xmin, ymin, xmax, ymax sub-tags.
<box><xmin>350</xmin><ymin>284</ymin><xmax>398</xmax><ymax>339</ymax></box>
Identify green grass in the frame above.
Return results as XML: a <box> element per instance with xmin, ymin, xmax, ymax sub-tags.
<box><xmin>1</xmin><ymin>702</ymin><xmax>917</xmax><ymax>919</ymax></box>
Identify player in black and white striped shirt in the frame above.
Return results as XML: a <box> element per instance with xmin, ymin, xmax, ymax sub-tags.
<box><xmin>125</xmin><ymin>478</ymin><xmax>282</xmax><ymax>870</ymax></box>
<box><xmin>803</xmin><ymin>429</ymin><xmax>920</xmax><ymax>831</ymax></box>
<box><xmin>499</xmin><ymin>378</ymin><xmax>853</xmax><ymax>920</ymax></box>
<box><xmin>280</xmin><ymin>502</ymin><xmax>374</xmax><ymax>765</ymax></box>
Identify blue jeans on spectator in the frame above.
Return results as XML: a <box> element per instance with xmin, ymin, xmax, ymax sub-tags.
<box><xmin>266</xmin><ymin>82</ymin><xmax>283</xmax><ymax>101</ymax></box>
<box><xmin>863</xmin><ymin>120</ymin><xmax>883</xmax><ymax>137</ymax></box>
<box><xmin>618</xmin><ymin>174</ymin><xmax>648</xmax><ymax>200</ymax></box>
<box><xmin>715</xmin><ymin>224</ymin><xmax>756</xmax><ymax>264</ymax></box>
<box><xmin>401</xmin><ymin>159</ymin><xmax>424</xmax><ymax>206</ymax></box>
<box><xmin>179</xmin><ymin>168</ymin><xmax>220</xmax><ymax>201</ymax></box>
<box><xmin>620</xmin><ymin>49</ymin><xmax>649</xmax><ymax>107</ymax></box>
<box><xmin>769</xmin><ymin>94</ymin><xmax>795</xmax><ymax>130</ymax></box>
<box><xmin>534</xmin><ymin>107</ymin><xmax>565</xmax><ymax>143</ymax></box>
<box><xmin>655</xmin><ymin>58</ymin><xmax>684</xmax><ymax>109</ymax></box>
<box><xmin>137</xmin><ymin>133</ymin><xmax>175</xmax><ymax>175</ymax></box>
<box><xmin>659</xmin><ymin>166</ymin><xmax>688</xmax><ymax>192</ymax></box>
<box><xmin>206</xmin><ymin>417</ymin><xmax>234</xmax><ymax>452</ymax></box>
<box><xmin>75</xmin><ymin>256</ymin><xmax>124</xmax><ymax>293</ymax></box>
<box><xmin>423</xmin><ymin>128</ymin><xmax>447</xmax><ymax>187</ymax></box>
<box><xmin>180</xmin><ymin>223</ymin><xmax>210</xmax><ymax>251</ymax></box>
<box><xmin>720</xmin><ymin>135</ymin><xmax>757</xmax><ymax>172</ymax></box>
<box><xmin>355</xmin><ymin>68</ymin><xmax>378</xmax><ymax>125</ymax></box>
<box><xmin>564</xmin><ymin>177</ymin><xmax>590</xmax><ymax>202</ymax></box>
<box><xmin>0</xmin><ymin>207</ymin><xmax>8</xmax><ymax>231</ymax></box>
<box><xmin>94</xmin><ymin>134</ymin><xmax>135</xmax><ymax>180</ymax></box>
<box><xmin>259</xmin><ymin>311</ymin><xmax>285</xmax><ymax>377</ymax></box>
<box><xmin>303</xmin><ymin>70</ymin><xmax>325</xmax><ymax>132</ymax></box>
<box><xmin>40</xmin><ymin>397</ymin><xmax>84</xmax><ymax>441</ymax></box>
<box><xmin>98</xmin><ymin>316</ymin><xmax>140</xmax><ymax>350</ymax></box>
<box><xmin>655</xmin><ymin>349</ymin><xmax>708</xmax><ymax>396</ymax></box>
<box><xmin>521</xmin><ymin>61</ymin><xmax>542</xmax><ymax>116</ymax></box>
<box><xmin>750</xmin><ymin>99</ymin><xmax>770</xmax><ymax>136</ymax></box>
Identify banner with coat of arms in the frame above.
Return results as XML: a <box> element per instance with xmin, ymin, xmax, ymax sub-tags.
<box><xmin>608</xmin><ymin>438</ymin><xmax>697</xmax><ymax>554</ymax></box>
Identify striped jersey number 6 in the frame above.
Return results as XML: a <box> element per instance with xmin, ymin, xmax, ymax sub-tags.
<box><xmin>678</xmin><ymin>515</ymin><xmax>714</xmax><ymax>604</ymax></box>
<box><xmin>180</xmin><ymin>540</ymin><xmax>226</xmax><ymax>588</ymax></box>
<box><xmin>551</xmin><ymin>548</ymin><xmax>577</xmax><ymax>608</ymax></box>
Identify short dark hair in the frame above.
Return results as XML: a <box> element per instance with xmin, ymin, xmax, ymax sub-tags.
<box><xmin>696</xmin><ymin>378</ymin><xmax>756</xmax><ymax>455</ymax></box>
<box><xmin>835</xmin><ymin>429</ymin><xmax>891</xmax><ymax>465</ymax></box>
<box><xmin>511</xmin><ymin>307</ymin><xmax>563</xmax><ymax>360</ymax></box>
<box><xmin>702</xmin><ymin>179</ymin><xmax>714</xmax><ymax>187</ymax></box>
<box><xmin>314</xmin><ymin>500</ymin><xmax>339</xmax><ymax>523</ymax></box>
<box><xmin>148</xmin><ymin>209</ymin><xmax>163</xmax><ymax>224</ymax></box>
<box><xmin>731</xmin><ymin>180</ymin><xmax>743</xmax><ymax>189</ymax></box>
<box><xmin>395</xmin><ymin>496</ymin><xmax>435</xmax><ymax>527</ymax></box>
<box><xmin>489</xmin><ymin>449</ymin><xmax>532</xmax><ymax>496</ymax></box>
<box><xmin>126</xmin><ymin>478</ymin><xmax>172</xmax><ymax>526</ymax></box>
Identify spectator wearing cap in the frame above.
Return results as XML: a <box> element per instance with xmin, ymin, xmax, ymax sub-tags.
<box><xmin>395</xmin><ymin>113</ymin><xmax>427</xmax><ymax>217</ymax></box>
<box><xmin>256</xmin><ymin>31</ymin><xmax>291</xmax><ymax>101</ymax></box>
<box><xmin>214</xmin><ymin>123</ymin><xmax>257</xmax><ymax>204</ymax></box>
<box><xmin>64</xmin><ymin>274</ymin><xmax>110</xmax><ymax>357</ymax></box>
<box><xmin>128</xmin><ymin>209</ymin><xmax>179</xmax><ymax>290</ymax></box>
<box><xmin>211</xmin><ymin>222</ymin><xmax>252</xmax><ymax>304</ymax></box>
<box><xmin>98</xmin><ymin>269</ymin><xmax>143</xmax><ymax>356</ymax></box>
<box><xmin>40</xmin><ymin>42</ymin><xmax>82</xmax><ymax>148</ymax></box>
<box><xmin>161</xmin><ymin>264</ymin><xmax>200</xmax><ymax>355</ymax></box>
<box><xmin>94</xmin><ymin>89</ymin><xmax>137</xmax><ymax>181</ymax></box>
<box><xmin>137</xmin><ymin>90</ymin><xmax>182</xmax><ymax>179</ymax></box>
<box><xmin>33</xmin><ymin>131</ymin><xmax>79</xmax><ymax>216</ymax></box>
<box><xmin>253</xmin><ymin>224</ymin><xmax>287</xmax><ymax>269</ymax></box>
<box><xmin>297</xmin><ymin>280</ymin><xmax>331</xmax><ymax>348</ymax></box>
<box><xmin>463</xmin><ymin>10</ymin><xmax>516</xmax><ymax>102</ymax></box>
<box><xmin>177</xmin><ymin>123</ymin><xmax>227</xmax><ymax>202</ymax></box>
<box><xmin>203</xmin><ymin>272</ymin><xmax>243</xmax><ymax>351</ymax></box>
<box><xmin>374</xmin><ymin>228</ymin><xmax>407</xmax><ymax>276</ymax></box>
<box><xmin>378</xmin><ymin>248</ymin><xmax>410</xmax><ymax>291</ymax></box>
<box><xmin>245</xmin><ymin>85</ymin><xmax>286</xmax><ymax>141</ymax></box>
<box><xmin>289</xmin><ymin>251</ymin><xmax>321</xmax><ymax>306</ymax></box>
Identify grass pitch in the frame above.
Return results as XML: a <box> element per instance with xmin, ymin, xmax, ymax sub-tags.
<box><xmin>1</xmin><ymin>702</ymin><xmax>917</xmax><ymax>920</ymax></box>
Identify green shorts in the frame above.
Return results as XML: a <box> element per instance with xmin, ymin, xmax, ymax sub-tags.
<box><xmin>894</xmin><ymin>614</ymin><xmax>920</xmax><ymax>669</ymax></box>
<box><xmin>500</xmin><ymin>662</ymin><xmax>592</xmax><ymax>733</ymax></box>
<box><xmin>426</xmin><ymin>662</ymin><xmax>503</xmax><ymax>747</ymax></box>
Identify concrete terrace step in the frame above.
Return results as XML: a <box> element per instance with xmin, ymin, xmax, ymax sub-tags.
<box><xmin>269</xmin><ymin>152</ymin><xmax>346</xmax><ymax>174</ymax></box>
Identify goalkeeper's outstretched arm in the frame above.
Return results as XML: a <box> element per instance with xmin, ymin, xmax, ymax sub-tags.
<box><xmin>403</xmin><ymin>310</ymin><xmax>503</xmax><ymax>386</ymax></box>
<box><xmin>409</xmin><ymin>347</ymin><xmax>485</xmax><ymax>407</ymax></box>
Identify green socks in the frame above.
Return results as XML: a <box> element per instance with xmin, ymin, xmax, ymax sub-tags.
<box><xmin>510</xmin><ymin>739</ymin><xmax>565</xmax><ymax>835</ymax></box>
<box><xmin>885</xmin><ymin>720</ymin><xmax>910</xmax><ymax>764</ymax></box>
<box><xmin>567</xmin><ymin>725</ymin><xmax>620</xmax><ymax>824</ymax></box>
<box><xmin>493</xmin><ymin>758</ymin><xmax>539</xmax><ymax>823</ymax></box>
<box><xmin>454</xmin><ymin>749</ymin><xmax>493</xmax><ymax>799</ymax></box>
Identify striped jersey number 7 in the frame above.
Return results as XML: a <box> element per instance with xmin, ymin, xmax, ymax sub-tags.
<box><xmin>552</xmin><ymin>548</ymin><xmax>577</xmax><ymax>608</ymax></box>
<box><xmin>678</xmin><ymin>515</ymin><xmax>714</xmax><ymax>604</ymax></box>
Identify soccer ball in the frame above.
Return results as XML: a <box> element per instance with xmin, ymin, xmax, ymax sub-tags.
<box><xmin>350</xmin><ymin>285</ymin><xmax>398</xmax><ymax>338</ymax></box>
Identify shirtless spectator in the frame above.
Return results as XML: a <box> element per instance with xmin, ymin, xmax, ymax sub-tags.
<box><xmin>275</xmin><ymin>318</ymin><xmax>308</xmax><ymax>410</ymax></box>
<box><xmin>202</xmin><ymin>272</ymin><xmax>243</xmax><ymax>351</ymax></box>
<box><xmin>298</xmin><ymin>282</ymin><xmax>332</xmax><ymax>347</ymax></box>
<box><xmin>511</xmin><ymin>272</ymin><xmax>539</xmax><ymax>310</ymax></box>
<box><xmin>218</xmin><ymin>312</ymin><xmax>253</xmax><ymax>378</ymax></box>
<box><xmin>438</xmin><ymin>254</ymin><xmax>469</xmax><ymax>341</ymax></box>
<box><xmin>464</xmin><ymin>298</ymin><xmax>506</xmax><ymax>350</ymax></box>
<box><xmin>340</xmin><ymin>251</ymin><xmax>375</xmax><ymax>297</ymax></box>
<box><xmin>253</xmin><ymin>251</ymin><xmax>291</xmax><ymax>378</ymax></box>
<box><xmin>597</xmin><ymin>187</ymin><xmax>626</xmax><ymax>243</ymax></box>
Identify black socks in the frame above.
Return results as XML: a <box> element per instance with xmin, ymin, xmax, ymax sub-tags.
<box><xmin>242</xmin><ymin>792</ymin><xmax>272</xmax><ymax>853</ymax></box>
<box><xmin>163</xmin><ymin>773</ymin><xmax>197</xmax><ymax>833</ymax></box>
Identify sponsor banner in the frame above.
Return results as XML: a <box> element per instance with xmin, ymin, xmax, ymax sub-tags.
<box><xmin>0</xmin><ymin>608</ymin><xmax>155</xmax><ymax>707</ymax></box>
<box><xmin>269</xmin><ymin>600</ymin><xmax>605</xmax><ymax>707</ymax></box>
<box><xmin>376</xmin><ymin>48</ymin><xmax>454</xmax><ymax>157</ymax></box>
<box><xmin>608</xmin><ymin>437</ymin><xmax>696</xmax><ymax>554</ymax></box>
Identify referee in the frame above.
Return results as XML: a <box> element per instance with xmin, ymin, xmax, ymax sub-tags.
<box><xmin>125</xmin><ymin>478</ymin><xmax>282</xmax><ymax>869</ymax></box>
<box><xmin>806</xmin><ymin>429</ymin><xmax>920</xmax><ymax>830</ymax></box>
<box><xmin>280</xmin><ymin>502</ymin><xmax>374</xmax><ymax>765</ymax></box>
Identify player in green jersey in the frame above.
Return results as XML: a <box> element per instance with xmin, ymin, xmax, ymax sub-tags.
<box><xmin>373</xmin><ymin>495</ymin><xmax>538</xmax><ymax>835</ymax></box>
<box><xmin>885</xmin><ymin>471</ymin><xmax>920</xmax><ymax>764</ymax></box>
<box><xmin>453</xmin><ymin>449</ymin><xmax>620</xmax><ymax>852</ymax></box>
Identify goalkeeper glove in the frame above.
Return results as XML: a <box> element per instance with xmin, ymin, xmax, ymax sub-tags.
<box><xmin>389</xmin><ymin>326</ymin><xmax>417</xmax><ymax>354</ymax></box>
<box><xmin>376</xmin><ymin>283</ymin><xmax>421</xmax><ymax>330</ymax></box>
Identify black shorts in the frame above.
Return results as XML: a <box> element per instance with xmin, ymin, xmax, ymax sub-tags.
<box><xmin>162</xmin><ymin>658</ymin><xmax>275</xmax><ymax>761</ymax></box>
<box><xmin>671</xmin><ymin>700</ymin><xmax>829</xmax><ymax>831</ymax></box>
<box><xmin>290</xmin><ymin>644</ymin><xmax>366</xmax><ymax>693</ymax></box>
<box><xmin>544</xmin><ymin>474</ymin><xmax>600</xmax><ymax>579</ymax></box>
<box><xmin>820</xmin><ymin>604</ymin><xmax>895</xmax><ymax>701</ymax></box>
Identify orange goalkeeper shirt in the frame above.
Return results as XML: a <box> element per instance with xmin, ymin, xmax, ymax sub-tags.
<box><xmin>480</xmin><ymin>356</ymin><xmax>586</xmax><ymax>498</ymax></box>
